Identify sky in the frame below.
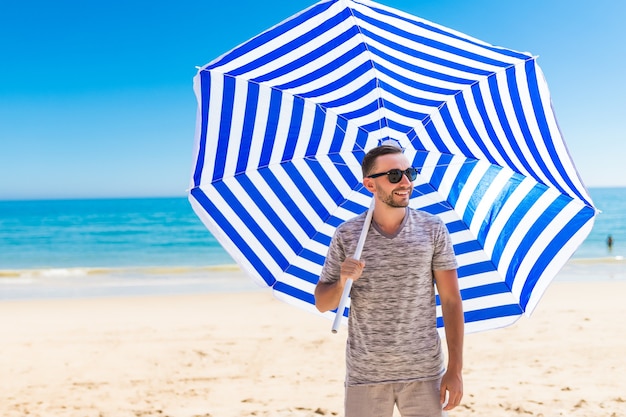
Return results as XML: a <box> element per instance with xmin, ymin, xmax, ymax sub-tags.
<box><xmin>1</xmin><ymin>0</ymin><xmax>625</xmax><ymax>200</ymax></box>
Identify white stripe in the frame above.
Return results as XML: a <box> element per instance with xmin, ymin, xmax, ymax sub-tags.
<box><xmin>247</xmin><ymin>83</ymin><xmax>273</xmax><ymax>171</ymax></box>
<box><xmin>494</xmin><ymin>67</ymin><xmax>549</xmax><ymax>184</ymax></box>
<box><xmin>497</xmin><ymin>187</ymin><xmax>558</xmax><ymax>286</ymax></box>
<box><xmin>468</xmin><ymin>166</ymin><xmax>516</xmax><ymax>236</ymax></box>
<box><xmin>510</xmin><ymin>194</ymin><xmax>585</xmax><ymax>298</ymax></box>
<box><xmin>453</xmin><ymin>159</ymin><xmax>490</xmax><ymax>220</ymax></box>
<box><xmin>482</xmin><ymin>177</ymin><xmax>536</xmax><ymax>257</ymax></box>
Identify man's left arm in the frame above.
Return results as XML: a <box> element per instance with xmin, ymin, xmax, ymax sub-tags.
<box><xmin>434</xmin><ymin>268</ymin><xmax>464</xmax><ymax>411</ymax></box>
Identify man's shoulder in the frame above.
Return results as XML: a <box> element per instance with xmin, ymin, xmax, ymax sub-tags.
<box><xmin>409</xmin><ymin>208</ymin><xmax>444</xmax><ymax>225</ymax></box>
<box><xmin>336</xmin><ymin>211</ymin><xmax>368</xmax><ymax>233</ymax></box>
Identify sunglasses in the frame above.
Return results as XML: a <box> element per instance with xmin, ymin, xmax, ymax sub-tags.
<box><xmin>366</xmin><ymin>167</ymin><xmax>419</xmax><ymax>183</ymax></box>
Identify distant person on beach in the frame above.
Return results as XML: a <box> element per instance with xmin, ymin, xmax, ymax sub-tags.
<box><xmin>315</xmin><ymin>144</ymin><xmax>464</xmax><ymax>417</ymax></box>
<box><xmin>607</xmin><ymin>235</ymin><xmax>614</xmax><ymax>250</ymax></box>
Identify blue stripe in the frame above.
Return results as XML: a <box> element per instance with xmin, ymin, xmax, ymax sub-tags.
<box><xmin>454</xmin><ymin>91</ymin><xmax>498</xmax><ymax>165</ymax></box>
<box><xmin>453</xmin><ymin>240</ymin><xmax>483</xmax><ymax>255</ymax></box>
<box><xmin>383</xmin><ymin>98</ymin><xmax>430</xmax><ymax>123</ymax></box>
<box><xmin>375</xmin><ymin>63</ymin><xmax>458</xmax><ymax>96</ymax></box>
<box><xmin>207</xmin><ymin>0</ymin><xmax>338</xmax><ymax>72</ymax></box>
<box><xmin>193</xmin><ymin>72</ymin><xmax>211</xmax><ymax>187</ymax></box>
<box><xmin>259</xmin><ymin>167</ymin><xmax>317</xmax><ymax>237</ymax></box>
<box><xmin>491</xmin><ymin>183</ymin><xmax>546</xmax><ymax>268</ymax></box>
<box><xmin>506</xmin><ymin>64</ymin><xmax>560</xmax><ymax>188</ymax></box>
<box><xmin>213</xmin><ymin>181</ymin><xmax>291</xmax><ymax>270</ymax></box>
<box><xmin>299</xmin><ymin>248</ymin><xmax>327</xmax><ymax>267</ymax></box>
<box><xmin>367</xmin><ymin>43</ymin><xmax>475</xmax><ymax>86</ymax></box>
<box><xmin>330</xmin><ymin>116</ymin><xmax>349</xmax><ymax>153</ymax></box>
<box><xmin>437</xmin><ymin>306</ymin><xmax>522</xmax><ymax>328</ymax></box>
<box><xmin>437</xmin><ymin>281</ymin><xmax>510</xmax><ymax>306</ymax></box>
<box><xmin>190</xmin><ymin>188</ymin><xmax>275</xmax><ymax>286</ymax></box>
<box><xmin>255</xmin><ymin>25</ymin><xmax>361</xmax><ymax>85</ymax></box>
<box><xmin>504</xmin><ymin>188</ymin><xmax>567</xmax><ymax>288</ymax></box>
<box><xmin>457</xmin><ymin>260</ymin><xmax>496</xmax><ymax>278</ymax></box>
<box><xmin>379</xmin><ymin>79</ymin><xmax>445</xmax><ymax>109</ymax></box>
<box><xmin>411</xmin><ymin>150</ymin><xmax>429</xmax><ymax>170</ymax></box>
<box><xmin>321</xmin><ymin>77</ymin><xmax>378</xmax><ymax>110</ymax></box>
<box><xmin>304</xmin><ymin>158</ymin><xmax>346</xmax><ymax>205</ymax></box>
<box><xmin>356</xmin><ymin>15</ymin><xmax>503</xmax><ymax>75</ymax></box>
<box><xmin>471</xmin><ymin>81</ymin><xmax>522</xmax><ymax>172</ymax></box>
<box><xmin>446</xmin><ymin>220</ymin><xmax>467</xmax><ymax>234</ymax></box>
<box><xmin>461</xmin><ymin>165</ymin><xmax>502</xmax><ymax>228</ymax></box>
<box><xmin>287</xmin><ymin>49</ymin><xmax>371</xmax><ymax>99</ymax></box>
<box><xmin>282</xmin><ymin>163</ymin><xmax>331</xmax><ymax>222</ymax></box>
<box><xmin>524</xmin><ymin>60</ymin><xmax>593</xmax><ymax>206</ymax></box>
<box><xmin>304</xmin><ymin>105</ymin><xmax>328</xmax><ymax>157</ymax></box>
<box><xmin>236</xmin><ymin>82</ymin><xmax>260</xmax><ymax>174</ymax></box>
<box><xmin>213</xmin><ymin>75</ymin><xmax>237</xmax><ymax>181</ymax></box>
<box><xmin>341</xmin><ymin>200</ymin><xmax>369</xmax><ymax>216</ymax></box>
<box><xmin>285</xmin><ymin>265</ymin><xmax>322</xmax><ymax>284</ymax></box>
<box><xmin>439</xmin><ymin>105</ymin><xmax>475</xmax><ymax>159</ymax></box>
<box><xmin>236</xmin><ymin>175</ymin><xmax>302</xmax><ymax>253</ymax></box>
<box><xmin>518</xmin><ymin>203</ymin><xmax>596</xmax><ymax>310</ymax></box>
<box><xmin>282</xmin><ymin>97</ymin><xmax>305</xmax><ymax>162</ymax></box>
<box><xmin>258</xmin><ymin>88</ymin><xmax>283</xmax><ymax>168</ymax></box>
<box><xmin>276</xmin><ymin>33</ymin><xmax>368</xmax><ymax>92</ymax></box>
<box><xmin>422</xmin><ymin>121</ymin><xmax>451</xmax><ymax>155</ymax></box>
<box><xmin>420</xmin><ymin>202</ymin><xmax>452</xmax><ymax>216</ymax></box>
<box><xmin>231</xmin><ymin>10</ymin><xmax>352</xmax><ymax>78</ymax></box>
<box><xmin>430</xmin><ymin>153</ymin><xmax>454</xmax><ymax>190</ymax></box>
<box><xmin>273</xmin><ymin>281</ymin><xmax>316</xmax><ymax>304</ymax></box>
<box><xmin>476</xmin><ymin>172</ymin><xmax>523</xmax><ymax>245</ymax></box>
<box><xmin>488</xmin><ymin>74</ymin><xmax>536</xmax><ymax>176</ymax></box>
<box><xmin>360</xmin><ymin>3</ymin><xmax>530</xmax><ymax>61</ymax></box>
<box><xmin>353</xmin><ymin>124</ymin><xmax>370</xmax><ymax>152</ymax></box>
<box><xmin>448</xmin><ymin>159</ymin><xmax>477</xmax><ymax>208</ymax></box>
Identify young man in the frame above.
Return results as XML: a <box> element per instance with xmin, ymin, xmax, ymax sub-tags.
<box><xmin>315</xmin><ymin>144</ymin><xmax>464</xmax><ymax>417</ymax></box>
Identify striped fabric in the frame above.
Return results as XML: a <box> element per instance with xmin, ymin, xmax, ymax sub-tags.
<box><xmin>189</xmin><ymin>0</ymin><xmax>596</xmax><ymax>333</ymax></box>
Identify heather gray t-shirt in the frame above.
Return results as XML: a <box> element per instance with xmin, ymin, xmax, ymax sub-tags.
<box><xmin>319</xmin><ymin>207</ymin><xmax>458</xmax><ymax>386</ymax></box>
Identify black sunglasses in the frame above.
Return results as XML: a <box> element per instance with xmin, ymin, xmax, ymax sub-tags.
<box><xmin>366</xmin><ymin>167</ymin><xmax>419</xmax><ymax>183</ymax></box>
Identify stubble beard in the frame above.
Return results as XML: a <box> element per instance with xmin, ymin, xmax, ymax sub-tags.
<box><xmin>380</xmin><ymin>187</ymin><xmax>411</xmax><ymax>208</ymax></box>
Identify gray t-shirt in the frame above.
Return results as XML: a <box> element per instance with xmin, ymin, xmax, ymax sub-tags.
<box><xmin>319</xmin><ymin>207</ymin><xmax>458</xmax><ymax>386</ymax></box>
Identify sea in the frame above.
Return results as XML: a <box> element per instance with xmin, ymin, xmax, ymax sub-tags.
<box><xmin>1</xmin><ymin>188</ymin><xmax>625</xmax><ymax>300</ymax></box>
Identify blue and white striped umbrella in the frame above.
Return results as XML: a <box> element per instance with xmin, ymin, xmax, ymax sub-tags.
<box><xmin>189</xmin><ymin>0</ymin><xmax>597</xmax><ymax>333</ymax></box>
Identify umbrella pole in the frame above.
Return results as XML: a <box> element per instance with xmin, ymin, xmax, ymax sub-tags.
<box><xmin>331</xmin><ymin>200</ymin><xmax>374</xmax><ymax>333</ymax></box>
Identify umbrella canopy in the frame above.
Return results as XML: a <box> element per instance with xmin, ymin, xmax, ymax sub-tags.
<box><xmin>189</xmin><ymin>0</ymin><xmax>597</xmax><ymax>333</ymax></box>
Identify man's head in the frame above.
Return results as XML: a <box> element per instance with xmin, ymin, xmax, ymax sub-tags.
<box><xmin>362</xmin><ymin>145</ymin><xmax>415</xmax><ymax>209</ymax></box>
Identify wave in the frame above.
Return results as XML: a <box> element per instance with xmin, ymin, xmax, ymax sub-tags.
<box><xmin>568</xmin><ymin>256</ymin><xmax>625</xmax><ymax>264</ymax></box>
<box><xmin>0</xmin><ymin>264</ymin><xmax>242</xmax><ymax>280</ymax></box>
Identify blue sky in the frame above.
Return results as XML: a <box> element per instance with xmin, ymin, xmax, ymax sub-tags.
<box><xmin>1</xmin><ymin>0</ymin><xmax>624</xmax><ymax>200</ymax></box>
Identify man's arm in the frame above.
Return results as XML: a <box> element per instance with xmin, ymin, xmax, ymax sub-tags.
<box><xmin>434</xmin><ymin>268</ymin><xmax>464</xmax><ymax>411</ymax></box>
<box><xmin>314</xmin><ymin>258</ymin><xmax>364</xmax><ymax>313</ymax></box>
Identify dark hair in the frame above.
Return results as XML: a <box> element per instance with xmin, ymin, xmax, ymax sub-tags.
<box><xmin>361</xmin><ymin>145</ymin><xmax>403</xmax><ymax>177</ymax></box>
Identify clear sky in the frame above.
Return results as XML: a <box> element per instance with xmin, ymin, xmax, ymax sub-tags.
<box><xmin>1</xmin><ymin>0</ymin><xmax>624</xmax><ymax>200</ymax></box>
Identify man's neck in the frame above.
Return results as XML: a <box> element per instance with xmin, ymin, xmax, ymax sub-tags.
<box><xmin>372</xmin><ymin>206</ymin><xmax>407</xmax><ymax>235</ymax></box>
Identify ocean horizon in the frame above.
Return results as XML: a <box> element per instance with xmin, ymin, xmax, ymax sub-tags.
<box><xmin>1</xmin><ymin>188</ymin><xmax>625</xmax><ymax>300</ymax></box>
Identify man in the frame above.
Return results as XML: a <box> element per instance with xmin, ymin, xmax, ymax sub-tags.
<box><xmin>315</xmin><ymin>144</ymin><xmax>464</xmax><ymax>417</ymax></box>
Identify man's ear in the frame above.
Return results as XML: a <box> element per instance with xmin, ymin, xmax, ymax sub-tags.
<box><xmin>363</xmin><ymin>177</ymin><xmax>376</xmax><ymax>193</ymax></box>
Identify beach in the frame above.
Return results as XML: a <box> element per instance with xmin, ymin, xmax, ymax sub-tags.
<box><xmin>1</xmin><ymin>274</ymin><xmax>625</xmax><ymax>417</ymax></box>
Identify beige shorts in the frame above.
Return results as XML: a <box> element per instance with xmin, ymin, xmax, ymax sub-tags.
<box><xmin>345</xmin><ymin>378</ymin><xmax>444</xmax><ymax>417</ymax></box>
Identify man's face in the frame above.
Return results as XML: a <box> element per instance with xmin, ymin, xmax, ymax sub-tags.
<box><xmin>364</xmin><ymin>153</ymin><xmax>413</xmax><ymax>208</ymax></box>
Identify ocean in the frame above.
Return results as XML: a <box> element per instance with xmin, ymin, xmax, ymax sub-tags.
<box><xmin>1</xmin><ymin>188</ymin><xmax>625</xmax><ymax>299</ymax></box>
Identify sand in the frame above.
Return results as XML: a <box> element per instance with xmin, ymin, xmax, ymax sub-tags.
<box><xmin>1</xmin><ymin>280</ymin><xmax>625</xmax><ymax>417</ymax></box>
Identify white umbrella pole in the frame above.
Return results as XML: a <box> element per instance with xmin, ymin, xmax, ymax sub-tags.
<box><xmin>331</xmin><ymin>200</ymin><xmax>374</xmax><ymax>333</ymax></box>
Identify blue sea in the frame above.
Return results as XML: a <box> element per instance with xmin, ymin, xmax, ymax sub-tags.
<box><xmin>1</xmin><ymin>189</ymin><xmax>625</xmax><ymax>300</ymax></box>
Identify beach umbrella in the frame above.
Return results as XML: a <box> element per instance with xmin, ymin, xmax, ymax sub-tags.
<box><xmin>188</xmin><ymin>0</ymin><xmax>597</xmax><ymax>333</ymax></box>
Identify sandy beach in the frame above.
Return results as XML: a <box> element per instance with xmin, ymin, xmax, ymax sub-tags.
<box><xmin>1</xmin><ymin>278</ymin><xmax>625</xmax><ymax>417</ymax></box>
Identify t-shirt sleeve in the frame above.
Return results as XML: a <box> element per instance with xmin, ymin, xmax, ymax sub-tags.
<box><xmin>318</xmin><ymin>226</ymin><xmax>346</xmax><ymax>284</ymax></box>
<box><xmin>432</xmin><ymin>218</ymin><xmax>458</xmax><ymax>270</ymax></box>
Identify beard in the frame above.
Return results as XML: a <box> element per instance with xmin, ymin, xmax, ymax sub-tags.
<box><xmin>379</xmin><ymin>187</ymin><xmax>412</xmax><ymax>208</ymax></box>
